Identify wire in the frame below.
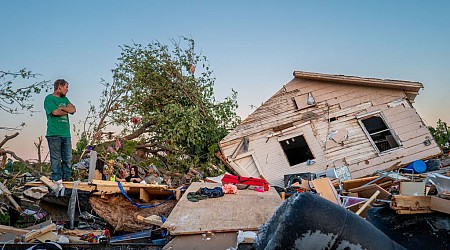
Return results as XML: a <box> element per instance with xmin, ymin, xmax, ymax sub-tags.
<box><xmin>1</xmin><ymin>240</ymin><xmax>13</xmax><ymax>250</ymax></box>
<box><xmin>117</xmin><ymin>182</ymin><xmax>174</xmax><ymax>208</ymax></box>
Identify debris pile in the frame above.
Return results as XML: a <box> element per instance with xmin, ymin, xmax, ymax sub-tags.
<box><xmin>1</xmin><ymin>154</ymin><xmax>450</xmax><ymax>249</ymax></box>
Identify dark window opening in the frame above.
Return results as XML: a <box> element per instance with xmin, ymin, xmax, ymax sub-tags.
<box><xmin>361</xmin><ymin>116</ymin><xmax>399</xmax><ymax>152</ymax></box>
<box><xmin>280</xmin><ymin>135</ymin><xmax>314</xmax><ymax>166</ymax></box>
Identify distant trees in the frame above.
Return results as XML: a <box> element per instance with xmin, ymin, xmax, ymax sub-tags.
<box><xmin>428</xmin><ymin>119</ymin><xmax>450</xmax><ymax>149</ymax></box>
<box><xmin>0</xmin><ymin>69</ymin><xmax>50</xmax><ymax>171</ymax></box>
<box><xmin>76</xmin><ymin>38</ymin><xmax>240</xmax><ymax>174</ymax></box>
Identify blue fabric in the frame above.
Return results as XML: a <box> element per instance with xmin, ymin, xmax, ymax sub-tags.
<box><xmin>47</xmin><ymin>136</ymin><xmax>72</xmax><ymax>181</ymax></box>
<box><xmin>117</xmin><ymin>181</ymin><xmax>174</xmax><ymax>209</ymax></box>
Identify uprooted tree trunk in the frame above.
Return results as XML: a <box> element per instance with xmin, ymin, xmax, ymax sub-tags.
<box><xmin>0</xmin><ymin>132</ymin><xmax>37</xmax><ymax>175</ymax></box>
<box><xmin>89</xmin><ymin>194</ymin><xmax>176</xmax><ymax>232</ymax></box>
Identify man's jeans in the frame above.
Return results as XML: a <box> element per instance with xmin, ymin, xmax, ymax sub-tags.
<box><xmin>46</xmin><ymin>136</ymin><xmax>72</xmax><ymax>181</ymax></box>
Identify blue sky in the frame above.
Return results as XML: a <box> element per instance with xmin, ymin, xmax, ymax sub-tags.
<box><xmin>1</xmin><ymin>1</ymin><xmax>449</xmax><ymax>160</ymax></box>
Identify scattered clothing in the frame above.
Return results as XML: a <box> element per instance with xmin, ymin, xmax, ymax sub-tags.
<box><xmin>187</xmin><ymin>187</ymin><xmax>224</xmax><ymax>202</ymax></box>
<box><xmin>222</xmin><ymin>183</ymin><xmax>238</xmax><ymax>194</ymax></box>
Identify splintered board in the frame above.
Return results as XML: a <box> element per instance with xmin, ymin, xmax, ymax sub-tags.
<box><xmin>162</xmin><ymin>182</ymin><xmax>281</xmax><ymax>235</ymax></box>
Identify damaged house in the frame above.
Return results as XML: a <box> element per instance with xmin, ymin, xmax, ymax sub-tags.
<box><xmin>219</xmin><ymin>71</ymin><xmax>442</xmax><ymax>187</ymax></box>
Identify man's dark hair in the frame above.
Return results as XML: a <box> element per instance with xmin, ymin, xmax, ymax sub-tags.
<box><xmin>53</xmin><ymin>79</ymin><xmax>68</xmax><ymax>91</ymax></box>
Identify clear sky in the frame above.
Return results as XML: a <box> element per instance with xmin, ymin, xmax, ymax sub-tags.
<box><xmin>1</xmin><ymin>1</ymin><xmax>449</xmax><ymax>161</ymax></box>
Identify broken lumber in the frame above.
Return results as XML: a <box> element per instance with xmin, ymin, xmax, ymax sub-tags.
<box><xmin>27</xmin><ymin>179</ymin><xmax>170</xmax><ymax>196</ymax></box>
<box><xmin>356</xmin><ymin>190</ymin><xmax>380</xmax><ymax>216</ymax></box>
<box><xmin>430</xmin><ymin>196</ymin><xmax>450</xmax><ymax>214</ymax></box>
<box><xmin>341</xmin><ymin>176</ymin><xmax>381</xmax><ymax>191</ymax></box>
<box><xmin>311</xmin><ymin>178</ymin><xmax>340</xmax><ymax>205</ymax></box>
<box><xmin>137</xmin><ymin>215</ymin><xmax>163</xmax><ymax>226</ymax></box>
<box><xmin>391</xmin><ymin>195</ymin><xmax>433</xmax><ymax>214</ymax></box>
<box><xmin>0</xmin><ymin>225</ymin><xmax>29</xmax><ymax>234</ymax></box>
<box><xmin>348</xmin><ymin>184</ymin><xmax>390</xmax><ymax>200</ymax></box>
<box><xmin>0</xmin><ymin>182</ymin><xmax>22</xmax><ymax>212</ymax></box>
<box><xmin>23</xmin><ymin>223</ymin><xmax>56</xmax><ymax>242</ymax></box>
<box><xmin>39</xmin><ymin>176</ymin><xmax>58</xmax><ymax>190</ymax></box>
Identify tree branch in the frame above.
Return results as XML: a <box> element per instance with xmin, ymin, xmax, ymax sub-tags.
<box><xmin>123</xmin><ymin>120</ymin><xmax>156</xmax><ymax>141</ymax></box>
<box><xmin>0</xmin><ymin>149</ymin><xmax>36</xmax><ymax>174</ymax></box>
<box><xmin>0</xmin><ymin>132</ymin><xmax>19</xmax><ymax>148</ymax></box>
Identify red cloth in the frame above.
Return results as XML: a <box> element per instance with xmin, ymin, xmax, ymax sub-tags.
<box><xmin>221</xmin><ymin>174</ymin><xmax>269</xmax><ymax>191</ymax></box>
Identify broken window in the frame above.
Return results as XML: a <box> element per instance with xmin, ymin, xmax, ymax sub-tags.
<box><xmin>359</xmin><ymin>115</ymin><xmax>400</xmax><ymax>153</ymax></box>
<box><xmin>280</xmin><ymin>135</ymin><xmax>314</xmax><ymax>166</ymax></box>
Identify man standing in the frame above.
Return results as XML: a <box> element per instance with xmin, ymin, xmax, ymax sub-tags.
<box><xmin>44</xmin><ymin>79</ymin><xmax>76</xmax><ymax>181</ymax></box>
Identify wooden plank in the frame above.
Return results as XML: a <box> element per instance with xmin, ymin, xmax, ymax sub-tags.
<box><xmin>356</xmin><ymin>190</ymin><xmax>380</xmax><ymax>216</ymax></box>
<box><xmin>36</xmin><ymin>231</ymin><xmax>59</xmax><ymax>243</ymax></box>
<box><xmin>430</xmin><ymin>196</ymin><xmax>450</xmax><ymax>214</ymax></box>
<box><xmin>39</xmin><ymin>176</ymin><xmax>57</xmax><ymax>190</ymax></box>
<box><xmin>61</xmin><ymin>229</ymin><xmax>104</xmax><ymax>237</ymax></box>
<box><xmin>26</xmin><ymin>179</ymin><xmax>169</xmax><ymax>196</ymax></box>
<box><xmin>137</xmin><ymin>215</ymin><xmax>163</xmax><ymax>226</ymax></box>
<box><xmin>348</xmin><ymin>184</ymin><xmax>390</xmax><ymax>200</ymax></box>
<box><xmin>0</xmin><ymin>225</ymin><xmax>29</xmax><ymax>234</ymax></box>
<box><xmin>396</xmin><ymin>209</ymin><xmax>433</xmax><ymax>214</ymax></box>
<box><xmin>162</xmin><ymin>182</ymin><xmax>281</xmax><ymax>235</ymax></box>
<box><xmin>342</xmin><ymin>176</ymin><xmax>381</xmax><ymax>191</ymax></box>
<box><xmin>0</xmin><ymin>182</ymin><xmax>22</xmax><ymax>212</ymax></box>
<box><xmin>311</xmin><ymin>178</ymin><xmax>340</xmax><ymax>205</ymax></box>
<box><xmin>328</xmin><ymin>102</ymin><xmax>372</xmax><ymax>119</ymax></box>
<box><xmin>391</xmin><ymin>195</ymin><xmax>432</xmax><ymax>214</ymax></box>
<box><xmin>163</xmin><ymin>232</ymin><xmax>241</xmax><ymax>250</ymax></box>
<box><xmin>252</xmin><ymin>154</ymin><xmax>265</xmax><ymax>177</ymax></box>
<box><xmin>24</xmin><ymin>223</ymin><xmax>56</xmax><ymax>242</ymax></box>
<box><xmin>139</xmin><ymin>188</ymin><xmax>151</xmax><ymax>202</ymax></box>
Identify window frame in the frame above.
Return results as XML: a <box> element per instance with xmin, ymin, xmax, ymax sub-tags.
<box><xmin>357</xmin><ymin>111</ymin><xmax>402</xmax><ymax>155</ymax></box>
<box><xmin>278</xmin><ymin>132</ymin><xmax>315</xmax><ymax>167</ymax></box>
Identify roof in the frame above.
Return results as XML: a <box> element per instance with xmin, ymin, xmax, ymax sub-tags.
<box><xmin>293</xmin><ymin>71</ymin><xmax>423</xmax><ymax>100</ymax></box>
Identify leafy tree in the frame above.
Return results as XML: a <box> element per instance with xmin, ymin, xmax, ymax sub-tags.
<box><xmin>0</xmin><ymin>69</ymin><xmax>50</xmax><ymax>171</ymax></box>
<box><xmin>428</xmin><ymin>119</ymin><xmax>450</xmax><ymax>148</ymax></box>
<box><xmin>0</xmin><ymin>69</ymin><xmax>50</xmax><ymax>115</ymax></box>
<box><xmin>79</xmin><ymin>38</ymin><xmax>240</xmax><ymax>174</ymax></box>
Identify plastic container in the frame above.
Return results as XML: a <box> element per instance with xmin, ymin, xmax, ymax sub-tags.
<box><xmin>406</xmin><ymin>160</ymin><xmax>427</xmax><ymax>174</ymax></box>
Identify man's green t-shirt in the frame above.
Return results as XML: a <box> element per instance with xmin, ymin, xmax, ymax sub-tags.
<box><xmin>44</xmin><ymin>94</ymin><xmax>72</xmax><ymax>137</ymax></box>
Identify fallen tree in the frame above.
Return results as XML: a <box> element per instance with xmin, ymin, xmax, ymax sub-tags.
<box><xmin>74</xmin><ymin>37</ymin><xmax>240</xmax><ymax>176</ymax></box>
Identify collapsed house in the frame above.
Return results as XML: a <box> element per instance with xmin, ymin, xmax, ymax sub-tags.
<box><xmin>219</xmin><ymin>71</ymin><xmax>442</xmax><ymax>187</ymax></box>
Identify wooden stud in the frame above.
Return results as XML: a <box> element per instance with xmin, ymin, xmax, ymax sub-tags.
<box><xmin>139</xmin><ymin>188</ymin><xmax>151</xmax><ymax>203</ymax></box>
<box><xmin>0</xmin><ymin>182</ymin><xmax>22</xmax><ymax>212</ymax></box>
<box><xmin>24</xmin><ymin>223</ymin><xmax>56</xmax><ymax>242</ymax></box>
<box><xmin>175</xmin><ymin>187</ymin><xmax>182</xmax><ymax>201</ymax></box>
<box><xmin>356</xmin><ymin>190</ymin><xmax>380</xmax><ymax>216</ymax></box>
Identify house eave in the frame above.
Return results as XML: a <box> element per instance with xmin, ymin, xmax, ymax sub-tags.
<box><xmin>293</xmin><ymin>71</ymin><xmax>423</xmax><ymax>95</ymax></box>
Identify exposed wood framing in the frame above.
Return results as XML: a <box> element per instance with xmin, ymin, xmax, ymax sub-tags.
<box><xmin>219</xmin><ymin>71</ymin><xmax>440</xmax><ymax>186</ymax></box>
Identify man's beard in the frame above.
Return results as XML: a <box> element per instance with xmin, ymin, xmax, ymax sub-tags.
<box><xmin>59</xmin><ymin>93</ymin><xmax>66</xmax><ymax>97</ymax></box>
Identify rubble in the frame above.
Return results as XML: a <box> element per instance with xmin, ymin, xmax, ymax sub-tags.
<box><xmin>1</xmin><ymin>153</ymin><xmax>450</xmax><ymax>249</ymax></box>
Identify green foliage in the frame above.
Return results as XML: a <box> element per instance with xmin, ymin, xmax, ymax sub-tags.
<box><xmin>0</xmin><ymin>69</ymin><xmax>50</xmax><ymax>116</ymax></box>
<box><xmin>428</xmin><ymin>119</ymin><xmax>450</xmax><ymax>148</ymax></box>
<box><xmin>72</xmin><ymin>131</ymin><xmax>89</xmax><ymax>162</ymax></box>
<box><xmin>80</xmin><ymin>37</ymin><xmax>240</xmax><ymax>174</ymax></box>
<box><xmin>0</xmin><ymin>212</ymin><xmax>10</xmax><ymax>225</ymax></box>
